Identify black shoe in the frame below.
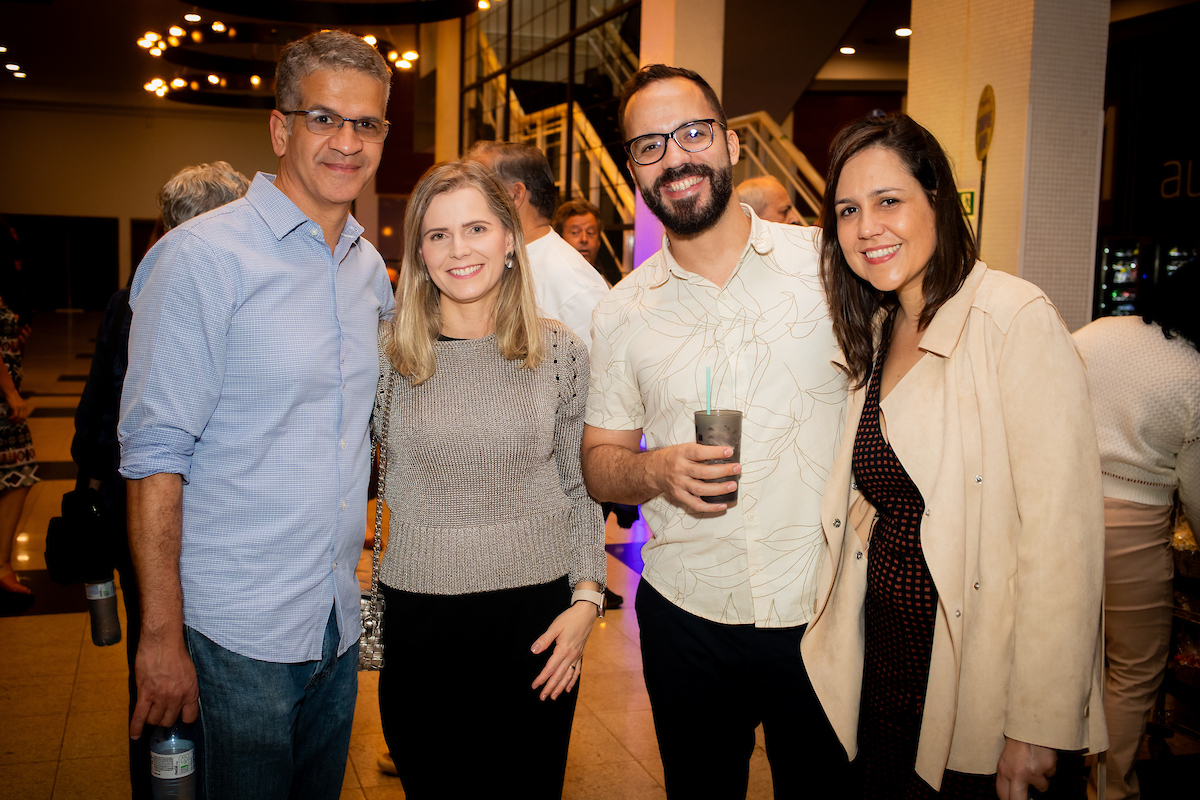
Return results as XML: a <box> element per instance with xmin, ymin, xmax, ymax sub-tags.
<box><xmin>604</xmin><ymin>587</ymin><xmax>624</xmax><ymax>609</ymax></box>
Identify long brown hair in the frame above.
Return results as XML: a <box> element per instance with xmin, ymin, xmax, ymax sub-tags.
<box><xmin>385</xmin><ymin>160</ymin><xmax>544</xmax><ymax>385</ymax></box>
<box><xmin>818</xmin><ymin>114</ymin><xmax>978</xmax><ymax>388</ymax></box>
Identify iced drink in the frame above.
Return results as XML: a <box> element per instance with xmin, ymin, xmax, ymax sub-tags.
<box><xmin>694</xmin><ymin>409</ymin><xmax>742</xmax><ymax>503</ymax></box>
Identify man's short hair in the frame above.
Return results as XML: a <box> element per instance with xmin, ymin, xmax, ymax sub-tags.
<box><xmin>736</xmin><ymin>176</ymin><xmax>784</xmax><ymax>219</ymax></box>
<box><xmin>466</xmin><ymin>141</ymin><xmax>559</xmax><ymax>221</ymax></box>
<box><xmin>617</xmin><ymin>64</ymin><xmax>727</xmax><ymax>143</ymax></box>
<box><xmin>275</xmin><ymin>30</ymin><xmax>392</xmax><ymax>113</ymax></box>
<box><xmin>157</xmin><ymin>161</ymin><xmax>251</xmax><ymax>230</ymax></box>
<box><xmin>552</xmin><ymin>198</ymin><xmax>601</xmax><ymax>235</ymax></box>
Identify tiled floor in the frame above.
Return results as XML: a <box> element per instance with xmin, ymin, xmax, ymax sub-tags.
<box><xmin>0</xmin><ymin>311</ymin><xmax>775</xmax><ymax>799</ymax></box>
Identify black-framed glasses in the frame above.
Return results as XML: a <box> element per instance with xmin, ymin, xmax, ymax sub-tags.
<box><xmin>282</xmin><ymin>110</ymin><xmax>391</xmax><ymax>143</ymax></box>
<box><xmin>623</xmin><ymin>119</ymin><xmax>723</xmax><ymax>165</ymax></box>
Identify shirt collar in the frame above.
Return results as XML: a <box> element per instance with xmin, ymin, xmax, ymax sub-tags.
<box><xmin>647</xmin><ymin>203</ymin><xmax>772</xmax><ymax>288</ymax></box>
<box><xmin>918</xmin><ymin>260</ymin><xmax>989</xmax><ymax>357</ymax></box>
<box><xmin>246</xmin><ymin>172</ymin><xmax>363</xmax><ymax>245</ymax></box>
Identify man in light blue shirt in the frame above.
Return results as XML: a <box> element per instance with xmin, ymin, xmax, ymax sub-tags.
<box><xmin>118</xmin><ymin>31</ymin><xmax>395</xmax><ymax>799</ymax></box>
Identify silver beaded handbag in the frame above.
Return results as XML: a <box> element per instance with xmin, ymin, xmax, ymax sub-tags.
<box><xmin>359</xmin><ymin>370</ymin><xmax>395</xmax><ymax>672</ymax></box>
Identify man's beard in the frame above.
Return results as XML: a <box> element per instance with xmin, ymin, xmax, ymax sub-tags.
<box><xmin>638</xmin><ymin>162</ymin><xmax>734</xmax><ymax>236</ymax></box>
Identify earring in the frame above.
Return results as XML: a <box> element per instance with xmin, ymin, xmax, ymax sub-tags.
<box><xmin>505</xmin><ymin>253</ymin><xmax>514</xmax><ymax>269</ymax></box>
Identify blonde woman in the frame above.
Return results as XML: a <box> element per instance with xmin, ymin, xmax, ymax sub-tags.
<box><xmin>374</xmin><ymin>160</ymin><xmax>605</xmax><ymax>798</ymax></box>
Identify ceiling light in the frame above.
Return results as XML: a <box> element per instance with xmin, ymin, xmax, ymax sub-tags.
<box><xmin>208</xmin><ymin>74</ymin><xmax>220</xmax><ymax>85</ymax></box>
<box><xmin>138</xmin><ymin>39</ymin><xmax>152</xmax><ymax>48</ymax></box>
<box><xmin>144</xmin><ymin>82</ymin><xmax>156</xmax><ymax>91</ymax></box>
<box><xmin>184</xmin><ymin>13</ymin><xmax>201</xmax><ymax>23</ymax></box>
<box><xmin>150</xmin><ymin>47</ymin><xmax>162</xmax><ymax>56</ymax></box>
<box><xmin>168</xmin><ymin>36</ymin><xmax>180</xmax><ymax>47</ymax></box>
<box><xmin>896</xmin><ymin>27</ymin><xmax>912</xmax><ymax>37</ymax></box>
<box><xmin>388</xmin><ymin>50</ymin><xmax>398</xmax><ymax>61</ymax></box>
<box><xmin>151</xmin><ymin>78</ymin><xmax>164</xmax><ymax>87</ymax></box>
<box><xmin>5</xmin><ymin>63</ymin><xmax>19</xmax><ymax>71</ymax></box>
<box><xmin>250</xmin><ymin>75</ymin><xmax>261</xmax><ymax>86</ymax></box>
<box><xmin>402</xmin><ymin>50</ymin><xmax>418</xmax><ymax>61</ymax></box>
<box><xmin>479</xmin><ymin>0</ymin><xmax>490</xmax><ymax>8</ymax></box>
<box><xmin>191</xmin><ymin>31</ymin><xmax>202</xmax><ymax>42</ymax></box>
<box><xmin>211</xmin><ymin>21</ymin><xmax>226</xmax><ymax>33</ymax></box>
<box><xmin>16</xmin><ymin>554</ymin><xmax>28</xmax><ymax>562</ymax></box>
<box><xmin>169</xmin><ymin>26</ymin><xmax>185</xmax><ymax>37</ymax></box>
<box><xmin>145</xmin><ymin>32</ymin><xmax>159</xmax><ymax>42</ymax></box>
<box><xmin>397</xmin><ymin>59</ymin><xmax>412</xmax><ymax>69</ymax></box>
<box><xmin>363</xmin><ymin>35</ymin><xmax>377</xmax><ymax>46</ymax></box>
<box><xmin>190</xmin><ymin>80</ymin><xmax>200</xmax><ymax>90</ymax></box>
<box><xmin>0</xmin><ymin>47</ymin><xmax>7</xmax><ymax>53</ymax></box>
<box><xmin>171</xmin><ymin>78</ymin><xmax>187</xmax><ymax>88</ymax></box>
<box><xmin>13</xmin><ymin>72</ymin><xmax>25</xmax><ymax>78</ymax></box>
<box><xmin>156</xmin><ymin>87</ymin><xmax>167</xmax><ymax>97</ymax></box>
<box><xmin>839</xmin><ymin>46</ymin><xmax>856</xmax><ymax>55</ymax></box>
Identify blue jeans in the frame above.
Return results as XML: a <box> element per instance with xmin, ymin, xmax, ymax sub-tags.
<box><xmin>184</xmin><ymin>607</ymin><xmax>358</xmax><ymax>800</ymax></box>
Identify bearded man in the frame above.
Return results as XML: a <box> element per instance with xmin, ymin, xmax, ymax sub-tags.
<box><xmin>580</xmin><ymin>65</ymin><xmax>849</xmax><ymax>799</ymax></box>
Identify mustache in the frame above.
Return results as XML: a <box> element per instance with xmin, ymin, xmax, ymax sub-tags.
<box><xmin>653</xmin><ymin>164</ymin><xmax>714</xmax><ymax>193</ymax></box>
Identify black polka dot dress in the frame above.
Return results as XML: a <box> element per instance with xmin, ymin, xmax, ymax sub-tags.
<box><xmin>851</xmin><ymin>343</ymin><xmax>996</xmax><ymax>799</ymax></box>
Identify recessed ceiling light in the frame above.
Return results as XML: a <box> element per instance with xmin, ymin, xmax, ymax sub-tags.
<box><xmin>5</xmin><ymin>63</ymin><xmax>19</xmax><ymax>71</ymax></box>
<box><xmin>402</xmin><ymin>50</ymin><xmax>419</xmax><ymax>61</ymax></box>
<box><xmin>208</xmin><ymin>74</ymin><xmax>220</xmax><ymax>85</ymax></box>
<box><xmin>363</xmin><ymin>35</ymin><xmax>377</xmax><ymax>46</ymax></box>
<box><xmin>0</xmin><ymin>46</ymin><xmax>7</xmax><ymax>53</ymax></box>
<box><xmin>397</xmin><ymin>59</ymin><xmax>412</xmax><ymax>69</ymax></box>
<box><xmin>212</xmin><ymin>21</ymin><xmax>226</xmax><ymax>33</ymax></box>
<box><xmin>171</xmin><ymin>78</ymin><xmax>187</xmax><ymax>88</ymax></box>
<box><xmin>184</xmin><ymin>13</ymin><xmax>201</xmax><ymax>23</ymax></box>
<box><xmin>839</xmin><ymin>46</ymin><xmax>856</xmax><ymax>55</ymax></box>
<box><xmin>13</xmin><ymin>72</ymin><xmax>25</xmax><ymax>78</ymax></box>
<box><xmin>478</xmin><ymin>0</ymin><xmax>490</xmax><ymax>8</ymax></box>
<box><xmin>896</xmin><ymin>27</ymin><xmax>913</xmax><ymax>37</ymax></box>
<box><xmin>169</xmin><ymin>26</ymin><xmax>184</xmax><ymax>37</ymax></box>
<box><xmin>250</xmin><ymin>75</ymin><xmax>262</xmax><ymax>86</ymax></box>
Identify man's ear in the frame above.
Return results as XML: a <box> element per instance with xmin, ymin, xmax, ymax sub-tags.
<box><xmin>508</xmin><ymin>181</ymin><xmax>528</xmax><ymax>211</ymax></box>
<box><xmin>725</xmin><ymin>126</ymin><xmax>740</xmax><ymax>167</ymax></box>
<box><xmin>269</xmin><ymin>111</ymin><xmax>290</xmax><ymax>158</ymax></box>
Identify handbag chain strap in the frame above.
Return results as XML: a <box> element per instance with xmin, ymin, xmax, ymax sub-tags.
<box><xmin>369</xmin><ymin>369</ymin><xmax>397</xmax><ymax>596</ymax></box>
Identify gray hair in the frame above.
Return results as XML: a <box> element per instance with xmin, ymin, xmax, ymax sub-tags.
<box><xmin>275</xmin><ymin>29</ymin><xmax>392</xmax><ymax>113</ymax></box>
<box><xmin>735</xmin><ymin>176</ymin><xmax>784</xmax><ymax>218</ymax></box>
<box><xmin>466</xmin><ymin>141</ymin><xmax>558</xmax><ymax>221</ymax></box>
<box><xmin>157</xmin><ymin>161</ymin><xmax>251</xmax><ymax>230</ymax></box>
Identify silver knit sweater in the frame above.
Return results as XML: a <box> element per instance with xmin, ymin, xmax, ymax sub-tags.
<box><xmin>374</xmin><ymin>320</ymin><xmax>606</xmax><ymax>595</ymax></box>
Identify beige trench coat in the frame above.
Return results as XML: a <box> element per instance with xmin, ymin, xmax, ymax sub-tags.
<box><xmin>801</xmin><ymin>263</ymin><xmax>1108</xmax><ymax>790</ymax></box>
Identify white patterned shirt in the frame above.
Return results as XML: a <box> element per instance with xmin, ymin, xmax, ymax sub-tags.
<box><xmin>586</xmin><ymin>206</ymin><xmax>846</xmax><ymax>627</ymax></box>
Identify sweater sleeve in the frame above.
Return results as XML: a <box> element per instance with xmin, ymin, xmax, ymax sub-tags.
<box><xmin>998</xmin><ymin>296</ymin><xmax>1106</xmax><ymax>749</ymax></box>
<box><xmin>551</xmin><ymin>325</ymin><xmax>607</xmax><ymax>590</ymax></box>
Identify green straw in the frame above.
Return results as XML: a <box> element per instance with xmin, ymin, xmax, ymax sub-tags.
<box><xmin>706</xmin><ymin>367</ymin><xmax>711</xmax><ymax>414</ymax></box>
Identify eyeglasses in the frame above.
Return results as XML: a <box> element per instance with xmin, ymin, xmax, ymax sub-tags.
<box><xmin>623</xmin><ymin>119</ymin><xmax>723</xmax><ymax>166</ymax></box>
<box><xmin>282</xmin><ymin>110</ymin><xmax>391</xmax><ymax>143</ymax></box>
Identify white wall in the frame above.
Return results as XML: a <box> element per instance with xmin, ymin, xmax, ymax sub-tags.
<box><xmin>0</xmin><ymin>102</ymin><xmax>278</xmax><ymax>288</ymax></box>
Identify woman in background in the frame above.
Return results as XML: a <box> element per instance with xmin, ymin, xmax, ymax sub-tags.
<box><xmin>0</xmin><ymin>287</ymin><xmax>35</xmax><ymax>595</ymax></box>
<box><xmin>374</xmin><ymin>160</ymin><xmax>605</xmax><ymax>798</ymax></box>
<box><xmin>801</xmin><ymin>114</ymin><xmax>1107</xmax><ymax>800</ymax></box>
<box><xmin>1074</xmin><ymin>260</ymin><xmax>1200</xmax><ymax>800</ymax></box>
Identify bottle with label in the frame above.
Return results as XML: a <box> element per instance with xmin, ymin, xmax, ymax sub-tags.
<box><xmin>149</xmin><ymin>720</ymin><xmax>196</xmax><ymax>800</ymax></box>
<box><xmin>84</xmin><ymin>578</ymin><xmax>121</xmax><ymax>646</ymax></box>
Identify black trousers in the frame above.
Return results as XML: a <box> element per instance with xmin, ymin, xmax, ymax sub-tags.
<box><xmin>637</xmin><ymin>580</ymin><xmax>850</xmax><ymax>799</ymax></box>
<box><xmin>378</xmin><ymin>576</ymin><xmax>578</xmax><ymax>800</ymax></box>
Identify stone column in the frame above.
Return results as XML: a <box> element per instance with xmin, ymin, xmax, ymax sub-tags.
<box><xmin>907</xmin><ymin>0</ymin><xmax>1109</xmax><ymax>330</ymax></box>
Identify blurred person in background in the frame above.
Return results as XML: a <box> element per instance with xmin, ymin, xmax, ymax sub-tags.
<box><xmin>552</xmin><ymin>198</ymin><xmax>623</xmax><ymax>286</ymax></box>
<box><xmin>736</xmin><ymin>175</ymin><xmax>802</xmax><ymax>225</ymax></box>
<box><xmin>72</xmin><ymin>160</ymin><xmax>249</xmax><ymax>799</ymax></box>
<box><xmin>1074</xmin><ymin>260</ymin><xmax>1200</xmax><ymax>800</ymax></box>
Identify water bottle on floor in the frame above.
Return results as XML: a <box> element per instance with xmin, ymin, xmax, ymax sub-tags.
<box><xmin>84</xmin><ymin>578</ymin><xmax>121</xmax><ymax>646</ymax></box>
<box><xmin>150</xmin><ymin>720</ymin><xmax>196</xmax><ymax>800</ymax></box>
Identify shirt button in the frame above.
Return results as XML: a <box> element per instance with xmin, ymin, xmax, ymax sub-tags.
<box><xmin>856</xmin><ymin>551</ymin><xmax>863</xmax><ymax>560</ymax></box>
<box><xmin>974</xmin><ymin>582</ymin><xmax>980</xmax><ymax>590</ymax></box>
<box><xmin>340</xmin><ymin>500</ymin><xmax>347</xmax><ymax>510</ymax></box>
<box><xmin>340</xmin><ymin>439</ymin><xmax>346</xmax><ymax>449</ymax></box>
<box><xmin>310</xmin><ymin>227</ymin><xmax>319</xmax><ymax>236</ymax></box>
<box><xmin>955</xmin><ymin>609</ymin><xmax>962</xmax><ymax>618</ymax></box>
<box><xmin>833</xmin><ymin>519</ymin><xmax>841</xmax><ymax>528</ymax></box>
<box><xmin>333</xmin><ymin>562</ymin><xmax>337</xmax><ymax>569</ymax></box>
<box><xmin>974</xmin><ymin>475</ymin><xmax>983</xmax><ymax>484</ymax></box>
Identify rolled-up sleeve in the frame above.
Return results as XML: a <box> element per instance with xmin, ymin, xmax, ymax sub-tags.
<box><xmin>119</xmin><ymin>232</ymin><xmax>237</xmax><ymax>483</ymax></box>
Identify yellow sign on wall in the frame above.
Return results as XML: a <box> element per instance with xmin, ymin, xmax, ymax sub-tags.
<box><xmin>976</xmin><ymin>85</ymin><xmax>996</xmax><ymax>161</ymax></box>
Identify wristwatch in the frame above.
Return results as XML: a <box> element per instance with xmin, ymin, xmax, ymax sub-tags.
<box><xmin>571</xmin><ymin>588</ymin><xmax>605</xmax><ymax>618</ymax></box>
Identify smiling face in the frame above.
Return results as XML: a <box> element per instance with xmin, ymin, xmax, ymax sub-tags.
<box><xmin>561</xmin><ymin>212</ymin><xmax>600</xmax><ymax>265</ymax></box>
<box><xmin>421</xmin><ymin>187</ymin><xmax>515</xmax><ymax>325</ymax></box>
<box><xmin>269</xmin><ymin>68</ymin><xmax>387</xmax><ymax>226</ymax></box>
<box><xmin>623</xmin><ymin>78</ymin><xmax>738</xmax><ymax>236</ymax></box>
<box><xmin>834</xmin><ymin>146</ymin><xmax>937</xmax><ymax>307</ymax></box>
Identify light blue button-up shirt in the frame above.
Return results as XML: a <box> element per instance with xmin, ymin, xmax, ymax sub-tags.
<box><xmin>119</xmin><ymin>173</ymin><xmax>395</xmax><ymax>662</ymax></box>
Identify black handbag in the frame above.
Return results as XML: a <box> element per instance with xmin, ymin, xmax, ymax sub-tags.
<box><xmin>44</xmin><ymin>487</ymin><xmax>114</xmax><ymax>585</ymax></box>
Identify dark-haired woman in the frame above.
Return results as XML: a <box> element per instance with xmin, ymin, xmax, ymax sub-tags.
<box><xmin>1074</xmin><ymin>260</ymin><xmax>1200</xmax><ymax>800</ymax></box>
<box><xmin>800</xmin><ymin>113</ymin><xmax>1107</xmax><ymax>800</ymax></box>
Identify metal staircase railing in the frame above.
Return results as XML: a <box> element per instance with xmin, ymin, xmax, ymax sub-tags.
<box><xmin>727</xmin><ymin>111</ymin><xmax>826</xmax><ymax>222</ymax></box>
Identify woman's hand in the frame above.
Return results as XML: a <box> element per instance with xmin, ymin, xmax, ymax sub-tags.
<box><xmin>4</xmin><ymin>389</ymin><xmax>28</xmax><ymax>424</ymax></box>
<box><xmin>530</xmin><ymin>600</ymin><xmax>597</xmax><ymax>701</ymax></box>
<box><xmin>996</xmin><ymin>737</ymin><xmax>1056</xmax><ymax>800</ymax></box>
